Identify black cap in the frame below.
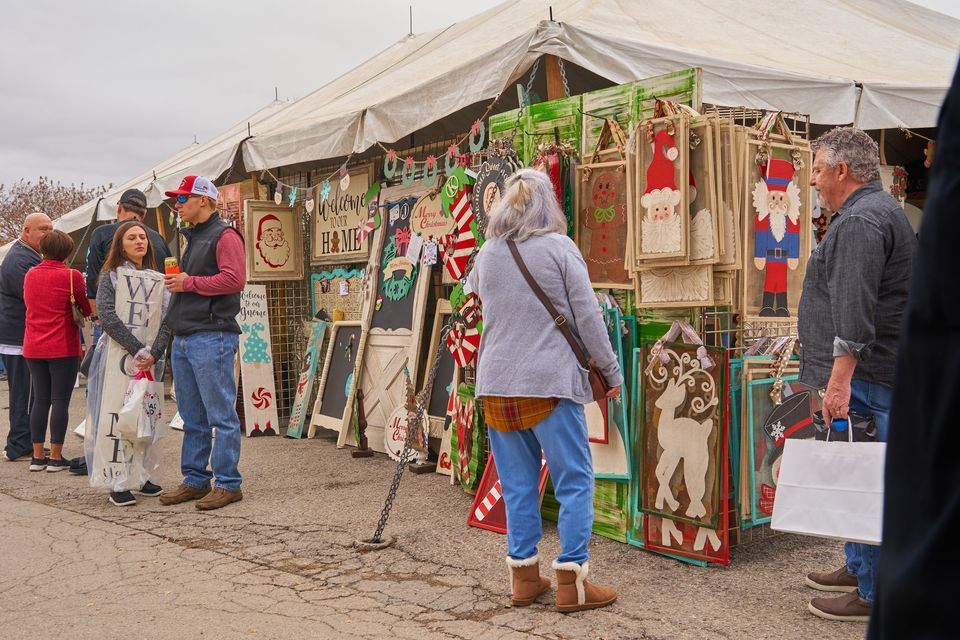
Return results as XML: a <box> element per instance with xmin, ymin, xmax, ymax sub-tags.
<box><xmin>118</xmin><ymin>188</ymin><xmax>147</xmax><ymax>210</ymax></box>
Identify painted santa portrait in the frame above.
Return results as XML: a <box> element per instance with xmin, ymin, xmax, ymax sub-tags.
<box><xmin>256</xmin><ymin>213</ymin><xmax>291</xmax><ymax>268</ymax></box>
<box><xmin>640</xmin><ymin>128</ymin><xmax>683</xmax><ymax>254</ymax></box>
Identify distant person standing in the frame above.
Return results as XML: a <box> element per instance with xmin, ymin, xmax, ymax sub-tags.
<box><xmin>0</xmin><ymin>212</ymin><xmax>53</xmax><ymax>462</ymax></box>
<box><xmin>22</xmin><ymin>230</ymin><xmax>92</xmax><ymax>471</ymax></box>
<box><xmin>85</xmin><ymin>189</ymin><xmax>171</xmax><ymax>341</ymax></box>
<box><xmin>159</xmin><ymin>176</ymin><xmax>246</xmax><ymax>511</ymax></box>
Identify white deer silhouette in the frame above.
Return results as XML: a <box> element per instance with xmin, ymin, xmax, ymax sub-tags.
<box><xmin>654</xmin><ymin>377</ymin><xmax>714</xmax><ymax>519</ymax></box>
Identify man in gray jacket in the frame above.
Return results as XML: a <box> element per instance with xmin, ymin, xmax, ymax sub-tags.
<box><xmin>798</xmin><ymin>127</ymin><xmax>917</xmax><ymax>621</ymax></box>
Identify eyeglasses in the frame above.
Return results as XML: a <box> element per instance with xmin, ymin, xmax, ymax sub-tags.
<box><xmin>176</xmin><ymin>194</ymin><xmax>199</xmax><ymax>204</ymax></box>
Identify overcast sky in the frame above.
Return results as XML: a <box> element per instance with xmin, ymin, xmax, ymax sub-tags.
<box><xmin>1</xmin><ymin>0</ymin><xmax>957</xmax><ymax>191</ymax></box>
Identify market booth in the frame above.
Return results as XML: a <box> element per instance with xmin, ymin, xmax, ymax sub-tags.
<box><xmin>38</xmin><ymin>0</ymin><xmax>960</xmax><ymax>565</ymax></box>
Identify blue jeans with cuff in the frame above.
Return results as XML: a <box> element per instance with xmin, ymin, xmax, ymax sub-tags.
<box><xmin>845</xmin><ymin>378</ymin><xmax>892</xmax><ymax>603</ymax></box>
<box><xmin>171</xmin><ymin>331</ymin><xmax>242</xmax><ymax>491</ymax></box>
<box><xmin>487</xmin><ymin>398</ymin><xmax>594</xmax><ymax>565</ymax></box>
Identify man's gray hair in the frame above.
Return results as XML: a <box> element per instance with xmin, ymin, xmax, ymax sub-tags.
<box><xmin>485</xmin><ymin>168</ymin><xmax>567</xmax><ymax>241</ymax></box>
<box><xmin>811</xmin><ymin>127</ymin><xmax>881</xmax><ymax>183</ymax></box>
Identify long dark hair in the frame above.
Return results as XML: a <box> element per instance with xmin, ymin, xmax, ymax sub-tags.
<box><xmin>100</xmin><ymin>221</ymin><xmax>157</xmax><ymax>282</ymax></box>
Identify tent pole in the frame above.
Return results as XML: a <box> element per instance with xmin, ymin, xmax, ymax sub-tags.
<box><xmin>545</xmin><ymin>54</ymin><xmax>564</xmax><ymax>101</ymax></box>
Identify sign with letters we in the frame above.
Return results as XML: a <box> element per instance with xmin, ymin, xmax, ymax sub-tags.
<box><xmin>90</xmin><ymin>268</ymin><xmax>163</xmax><ymax>489</ymax></box>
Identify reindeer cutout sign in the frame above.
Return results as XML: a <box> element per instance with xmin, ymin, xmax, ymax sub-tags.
<box><xmin>641</xmin><ymin>340</ymin><xmax>724</xmax><ymax>528</ymax></box>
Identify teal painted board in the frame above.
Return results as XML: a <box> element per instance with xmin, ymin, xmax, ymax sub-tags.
<box><xmin>746</xmin><ymin>374</ymin><xmax>799</xmax><ymax>526</ymax></box>
<box><xmin>728</xmin><ymin>358</ymin><xmax>744</xmax><ymax>509</ymax></box>
<box><xmin>286</xmin><ymin>320</ymin><xmax>328</xmax><ymax>439</ymax></box>
<box><xmin>590</xmin><ymin>306</ymin><xmax>630</xmax><ymax>482</ymax></box>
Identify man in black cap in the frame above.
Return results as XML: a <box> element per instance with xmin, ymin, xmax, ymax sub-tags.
<box><xmin>85</xmin><ymin>189</ymin><xmax>172</xmax><ymax>334</ymax></box>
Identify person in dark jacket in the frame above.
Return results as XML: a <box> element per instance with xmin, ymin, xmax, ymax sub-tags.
<box><xmin>798</xmin><ymin>127</ymin><xmax>917</xmax><ymax>622</ymax></box>
<box><xmin>867</xmin><ymin>61</ymin><xmax>960</xmax><ymax>639</ymax></box>
<box><xmin>158</xmin><ymin>175</ymin><xmax>246</xmax><ymax>511</ymax></box>
<box><xmin>85</xmin><ymin>188</ymin><xmax>171</xmax><ymax>339</ymax></box>
<box><xmin>0</xmin><ymin>212</ymin><xmax>52</xmax><ymax>462</ymax></box>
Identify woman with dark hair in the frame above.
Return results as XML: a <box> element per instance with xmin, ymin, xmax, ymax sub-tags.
<box><xmin>85</xmin><ymin>220</ymin><xmax>171</xmax><ymax>506</ymax></box>
<box><xmin>22</xmin><ymin>229</ymin><xmax>92</xmax><ymax>471</ymax></box>
<box><xmin>466</xmin><ymin>169</ymin><xmax>621</xmax><ymax>612</ymax></box>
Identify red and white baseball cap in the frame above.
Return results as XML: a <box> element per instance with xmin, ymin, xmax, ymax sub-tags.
<box><xmin>165</xmin><ymin>175</ymin><xmax>219</xmax><ymax>200</ymax></box>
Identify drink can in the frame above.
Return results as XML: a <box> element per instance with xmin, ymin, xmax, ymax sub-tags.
<box><xmin>164</xmin><ymin>257</ymin><xmax>180</xmax><ymax>275</ymax></box>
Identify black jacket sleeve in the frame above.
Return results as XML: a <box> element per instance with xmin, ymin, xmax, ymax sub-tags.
<box><xmin>85</xmin><ymin>225</ymin><xmax>111</xmax><ymax>299</ymax></box>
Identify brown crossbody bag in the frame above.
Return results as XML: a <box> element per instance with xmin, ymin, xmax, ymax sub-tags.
<box><xmin>505</xmin><ymin>239</ymin><xmax>611</xmax><ymax>403</ymax></box>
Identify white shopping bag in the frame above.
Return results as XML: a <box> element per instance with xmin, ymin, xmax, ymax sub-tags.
<box><xmin>771</xmin><ymin>427</ymin><xmax>886</xmax><ymax>545</ymax></box>
<box><xmin>115</xmin><ymin>372</ymin><xmax>163</xmax><ymax>440</ymax></box>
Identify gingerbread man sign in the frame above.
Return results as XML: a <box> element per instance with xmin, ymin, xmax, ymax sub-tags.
<box><xmin>580</xmin><ymin>168</ymin><xmax>629</xmax><ymax>285</ymax></box>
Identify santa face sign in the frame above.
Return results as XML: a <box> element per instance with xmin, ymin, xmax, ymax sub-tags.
<box><xmin>243</xmin><ymin>201</ymin><xmax>304</xmax><ymax>281</ymax></box>
<box><xmin>635</xmin><ymin>119</ymin><xmax>688</xmax><ymax>261</ymax></box>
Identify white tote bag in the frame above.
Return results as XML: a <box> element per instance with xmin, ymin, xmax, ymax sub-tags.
<box><xmin>771</xmin><ymin>424</ymin><xmax>886</xmax><ymax>545</ymax></box>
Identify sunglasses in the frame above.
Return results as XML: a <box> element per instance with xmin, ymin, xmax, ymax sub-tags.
<box><xmin>176</xmin><ymin>194</ymin><xmax>200</xmax><ymax>204</ymax></box>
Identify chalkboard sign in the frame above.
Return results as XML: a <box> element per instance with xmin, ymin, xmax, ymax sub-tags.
<box><xmin>309</xmin><ymin>321</ymin><xmax>366</xmax><ymax>439</ymax></box>
<box><xmin>423</xmin><ymin>301</ymin><xmax>456</xmax><ymax>420</ymax></box>
<box><xmin>370</xmin><ymin>196</ymin><xmax>422</xmax><ymax>331</ymax></box>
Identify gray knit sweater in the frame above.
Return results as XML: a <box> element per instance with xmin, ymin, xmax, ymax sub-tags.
<box><xmin>466</xmin><ymin>233</ymin><xmax>623</xmax><ymax>405</ymax></box>
<box><xmin>96</xmin><ymin>264</ymin><xmax>171</xmax><ymax>362</ymax></box>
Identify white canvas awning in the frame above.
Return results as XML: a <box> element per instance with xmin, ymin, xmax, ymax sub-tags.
<box><xmin>242</xmin><ymin>0</ymin><xmax>960</xmax><ymax>170</ymax></box>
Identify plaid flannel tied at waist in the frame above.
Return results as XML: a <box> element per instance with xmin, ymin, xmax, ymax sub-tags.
<box><xmin>482</xmin><ymin>396</ymin><xmax>560</xmax><ymax>432</ymax></box>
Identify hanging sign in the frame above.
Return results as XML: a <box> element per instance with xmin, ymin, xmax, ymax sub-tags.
<box><xmin>310</xmin><ymin>165</ymin><xmax>372</xmax><ymax>264</ymax></box>
<box><xmin>411</xmin><ymin>191</ymin><xmax>453</xmax><ymax>237</ymax></box>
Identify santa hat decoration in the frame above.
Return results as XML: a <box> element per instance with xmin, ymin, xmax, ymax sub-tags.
<box><xmin>762</xmin><ymin>158</ymin><xmax>796</xmax><ymax>192</ymax></box>
<box><xmin>258</xmin><ymin>214</ymin><xmax>281</xmax><ymax>237</ymax></box>
<box><xmin>688</xmin><ymin>170</ymin><xmax>697</xmax><ymax>203</ymax></box>
<box><xmin>644</xmin><ymin>128</ymin><xmax>679</xmax><ymax>195</ymax></box>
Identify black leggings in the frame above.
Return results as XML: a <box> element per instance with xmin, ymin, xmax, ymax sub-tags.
<box><xmin>26</xmin><ymin>357</ymin><xmax>80</xmax><ymax>446</ymax></box>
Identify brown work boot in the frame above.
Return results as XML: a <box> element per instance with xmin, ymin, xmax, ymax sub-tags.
<box><xmin>805</xmin><ymin>565</ymin><xmax>858</xmax><ymax>592</ymax></box>
<box><xmin>195</xmin><ymin>487</ymin><xmax>243</xmax><ymax>511</ymax></box>
<box><xmin>159</xmin><ymin>483</ymin><xmax>210</xmax><ymax>505</ymax></box>
<box><xmin>553</xmin><ymin>561</ymin><xmax>617</xmax><ymax>613</ymax></box>
<box><xmin>808</xmin><ymin>591</ymin><xmax>871</xmax><ymax>621</ymax></box>
<box><xmin>506</xmin><ymin>555</ymin><xmax>550</xmax><ymax>606</ymax></box>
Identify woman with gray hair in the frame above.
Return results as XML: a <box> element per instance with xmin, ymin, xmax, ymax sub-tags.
<box><xmin>466</xmin><ymin>168</ymin><xmax>622</xmax><ymax>613</ymax></box>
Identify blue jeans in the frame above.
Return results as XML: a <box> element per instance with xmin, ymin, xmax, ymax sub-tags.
<box><xmin>845</xmin><ymin>378</ymin><xmax>892</xmax><ymax>603</ymax></box>
<box><xmin>487</xmin><ymin>399</ymin><xmax>594</xmax><ymax>565</ymax></box>
<box><xmin>171</xmin><ymin>332</ymin><xmax>242</xmax><ymax>491</ymax></box>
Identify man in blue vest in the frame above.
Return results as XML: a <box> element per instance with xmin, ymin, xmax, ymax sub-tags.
<box><xmin>159</xmin><ymin>175</ymin><xmax>246</xmax><ymax>510</ymax></box>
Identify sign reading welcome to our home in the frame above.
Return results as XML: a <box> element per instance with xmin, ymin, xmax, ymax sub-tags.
<box><xmin>310</xmin><ymin>165</ymin><xmax>372</xmax><ymax>264</ymax></box>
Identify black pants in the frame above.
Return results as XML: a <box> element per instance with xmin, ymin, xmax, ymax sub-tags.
<box><xmin>2</xmin><ymin>354</ymin><xmax>33</xmax><ymax>458</ymax></box>
<box><xmin>25</xmin><ymin>357</ymin><xmax>79</xmax><ymax>446</ymax></box>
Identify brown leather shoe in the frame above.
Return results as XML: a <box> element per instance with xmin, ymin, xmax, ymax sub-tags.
<box><xmin>159</xmin><ymin>483</ymin><xmax>210</xmax><ymax>505</ymax></box>
<box><xmin>553</xmin><ymin>561</ymin><xmax>617</xmax><ymax>613</ymax></box>
<box><xmin>195</xmin><ymin>487</ymin><xmax>243</xmax><ymax>511</ymax></box>
<box><xmin>506</xmin><ymin>555</ymin><xmax>550</xmax><ymax>606</ymax></box>
<box><xmin>809</xmin><ymin>591</ymin><xmax>871</xmax><ymax>621</ymax></box>
<box><xmin>805</xmin><ymin>565</ymin><xmax>858</xmax><ymax>593</ymax></box>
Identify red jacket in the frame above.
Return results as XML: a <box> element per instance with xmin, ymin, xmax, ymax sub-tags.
<box><xmin>23</xmin><ymin>260</ymin><xmax>92</xmax><ymax>359</ymax></box>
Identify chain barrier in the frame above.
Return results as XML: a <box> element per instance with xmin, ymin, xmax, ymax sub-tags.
<box><xmin>368</xmin><ymin>321</ymin><xmax>454</xmax><ymax>544</ymax></box>
<box><xmin>509</xmin><ymin>57</ymin><xmax>542</xmax><ymax>145</ymax></box>
<box><xmin>557</xmin><ymin>57</ymin><xmax>571</xmax><ymax>98</ymax></box>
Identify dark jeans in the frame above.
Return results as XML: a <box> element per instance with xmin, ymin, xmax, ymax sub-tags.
<box><xmin>25</xmin><ymin>357</ymin><xmax>80</xmax><ymax>446</ymax></box>
<box><xmin>2</xmin><ymin>354</ymin><xmax>32</xmax><ymax>458</ymax></box>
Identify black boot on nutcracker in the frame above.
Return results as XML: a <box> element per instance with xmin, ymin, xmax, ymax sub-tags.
<box><xmin>759</xmin><ymin>291</ymin><xmax>777</xmax><ymax>317</ymax></box>
<box><xmin>775</xmin><ymin>292</ymin><xmax>790</xmax><ymax>317</ymax></box>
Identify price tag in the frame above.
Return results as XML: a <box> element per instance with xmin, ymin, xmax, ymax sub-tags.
<box><xmin>339</xmin><ymin>280</ymin><xmax>349</xmax><ymax>296</ymax></box>
<box><xmin>405</xmin><ymin>232</ymin><xmax>424</xmax><ymax>263</ymax></box>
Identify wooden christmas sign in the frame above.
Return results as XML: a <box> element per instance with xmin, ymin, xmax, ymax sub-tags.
<box><xmin>237</xmin><ymin>285</ymin><xmax>280</xmax><ymax>436</ymax></box>
<box><xmin>285</xmin><ymin>319</ymin><xmax>328</xmax><ymax>439</ymax></box>
<box><xmin>633</xmin><ymin>115</ymin><xmax>689</xmax><ymax>264</ymax></box>
<box><xmin>243</xmin><ymin>200</ymin><xmax>305</xmax><ymax>282</ymax></box>
<box><xmin>310</xmin><ymin>165</ymin><xmax>372</xmax><ymax>264</ymax></box>
<box><xmin>310</xmin><ymin>321</ymin><xmax>366</xmax><ymax>441</ymax></box>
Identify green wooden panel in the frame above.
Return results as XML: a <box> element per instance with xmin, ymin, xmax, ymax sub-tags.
<box><xmin>542</xmin><ymin>478</ymin><xmax>629</xmax><ymax>543</ymax></box>
<box><xmin>523</xmin><ymin>95</ymin><xmax>583</xmax><ymax>165</ymax></box>
<box><xmin>633</xmin><ymin>67</ymin><xmax>702</xmax><ymax>122</ymax></box>
<box><xmin>488</xmin><ymin>107</ymin><xmax>528</xmax><ymax>166</ymax></box>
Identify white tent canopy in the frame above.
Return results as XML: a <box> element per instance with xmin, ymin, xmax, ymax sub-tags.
<box><xmin>242</xmin><ymin>0</ymin><xmax>960</xmax><ymax>170</ymax></box>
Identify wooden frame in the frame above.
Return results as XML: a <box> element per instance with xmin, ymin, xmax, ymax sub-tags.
<box><xmin>639</xmin><ymin>340</ymin><xmax>725</xmax><ymax>529</ymax></box>
<box><xmin>420</xmin><ymin>299</ymin><xmax>454</xmax><ymax>439</ymax></box>
<box><xmin>741</xmin><ymin>139</ymin><xmax>812</xmax><ymax>322</ymax></box>
<box><xmin>575</xmin><ymin>160</ymin><xmax>633</xmax><ymax>289</ymax></box>
<box><xmin>715</xmin><ymin>121</ymin><xmax>743</xmax><ymax>271</ymax></box>
<box><xmin>687</xmin><ymin>117</ymin><xmax>721</xmax><ymax>266</ymax></box>
<box><xmin>356</xmin><ymin>182</ymin><xmax>435</xmax><ymax>453</ymax></box>
<box><xmin>309</xmin><ymin>321</ymin><xmax>367</xmax><ymax>443</ymax></box>
<box><xmin>237</xmin><ymin>285</ymin><xmax>281</xmax><ymax>436</ymax></box>
<box><xmin>243</xmin><ymin>200</ymin><xmax>305</xmax><ymax>282</ymax></box>
<box><xmin>285</xmin><ymin>320</ymin><xmax>328</xmax><ymax>439</ymax></box>
<box><xmin>636</xmin><ymin>265</ymin><xmax>715</xmax><ymax>308</ymax></box>
<box><xmin>632</xmin><ymin>114</ymin><xmax>690</xmax><ymax>265</ymax></box>
<box><xmin>310</xmin><ymin>268</ymin><xmax>365</xmax><ymax>321</ymax></box>
<box><xmin>310</xmin><ymin>164</ymin><xmax>374</xmax><ymax>265</ymax></box>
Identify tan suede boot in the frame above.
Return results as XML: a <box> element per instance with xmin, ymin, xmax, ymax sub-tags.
<box><xmin>506</xmin><ymin>555</ymin><xmax>550</xmax><ymax>606</ymax></box>
<box><xmin>553</xmin><ymin>561</ymin><xmax>617</xmax><ymax>613</ymax></box>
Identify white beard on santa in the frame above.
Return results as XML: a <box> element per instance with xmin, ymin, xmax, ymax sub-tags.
<box><xmin>258</xmin><ymin>241</ymin><xmax>291</xmax><ymax>268</ymax></box>
<box><xmin>641</xmin><ymin>213</ymin><xmax>682</xmax><ymax>254</ymax></box>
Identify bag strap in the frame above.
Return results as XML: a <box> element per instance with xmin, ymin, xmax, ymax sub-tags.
<box><xmin>68</xmin><ymin>268</ymin><xmax>76</xmax><ymax>304</ymax></box>
<box><xmin>505</xmin><ymin>239</ymin><xmax>591</xmax><ymax>370</ymax></box>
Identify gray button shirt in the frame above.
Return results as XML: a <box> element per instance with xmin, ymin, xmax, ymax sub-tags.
<box><xmin>798</xmin><ymin>181</ymin><xmax>917</xmax><ymax>389</ymax></box>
